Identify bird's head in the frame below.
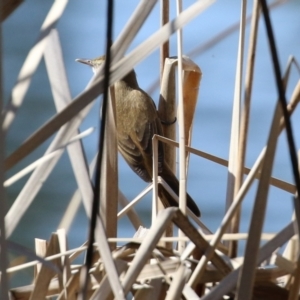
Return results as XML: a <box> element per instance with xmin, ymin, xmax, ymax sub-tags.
<box><xmin>75</xmin><ymin>55</ymin><xmax>106</xmax><ymax>74</ymax></box>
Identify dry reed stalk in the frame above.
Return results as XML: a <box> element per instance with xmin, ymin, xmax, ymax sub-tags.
<box><xmin>2</xmin><ymin>0</ymin><xmax>68</xmax><ymax>131</ymax></box>
<box><xmin>156</xmin><ymin>175</ymin><xmax>206</xmax><ymax>230</ymax></box>
<box><xmin>90</xmin><ymin>260</ymin><xmax>128</xmax><ymax>300</ymax></box>
<box><xmin>111</xmin><ymin>0</ymin><xmax>158</xmax><ymax>64</ymax></box>
<box><xmin>231</xmin><ymin>0</ymin><xmax>260</xmax><ymax>258</ymax></box>
<box><xmin>147</xmin><ymin>0</ymin><xmax>287</xmax><ymax>96</ymax></box>
<box><xmin>30</xmin><ymin>234</ymin><xmax>61</xmax><ymax>299</ymax></box>
<box><xmin>188</xmin><ymin>80</ymin><xmax>300</xmax><ymax>289</ymax></box>
<box><xmin>236</xmin><ymin>101</ymin><xmax>282</xmax><ymax>300</ymax></box>
<box><xmin>288</xmin><ymin>195</ymin><xmax>300</xmax><ymax>298</ymax></box>
<box><xmin>4</xmin><ymin>0</ymin><xmax>214</xmax><ymax>172</ymax></box>
<box><xmin>176</xmin><ymin>0</ymin><xmax>188</xmax><ymax>254</ymax></box>
<box><xmin>158</xmin><ymin>58</ymin><xmax>176</xmax><ymax>170</ymax></box>
<box><xmin>0</xmin><ymin>0</ymin><xmax>23</xmax><ymax>22</ymax></box>
<box><xmin>156</xmin><ymin>55</ymin><xmax>202</xmax><ymax>247</ymax></box>
<box><xmin>4</xmin><ymin>1</ymin><xmax>299</xmax><ymax>298</ymax></box>
<box><xmin>56</xmin><ymin>152</ymin><xmax>96</xmax><ymax>234</ymax></box>
<box><xmin>156</xmin><ymin>134</ymin><xmax>296</xmax><ymax>193</ymax></box>
<box><xmin>132</xmin><ymin>278</ymin><xmax>165</xmax><ymax>299</ymax></box>
<box><xmin>91</xmin><ymin>216</ymin><xmax>125</xmax><ymax>299</ymax></box>
<box><xmin>4</xmin><ymin>128</ymin><xmax>93</xmax><ymax>187</ymax></box>
<box><xmin>118</xmin><ymin>191</ymin><xmax>144</xmax><ymax>230</ymax></box>
<box><xmin>5</xmin><ymin>30</ymin><xmax>95</xmax><ymax>238</ymax></box>
<box><xmin>165</xmin><ymin>263</ymin><xmax>188</xmax><ymax>300</ymax></box>
<box><xmin>57</xmin><ymin>229</ymin><xmax>72</xmax><ymax>293</ymax></box>
<box><xmin>158</xmin><ymin>48</ymin><xmax>175</xmax><ymax>246</ymax></box>
<box><xmin>182</xmin><ymin>57</ymin><xmax>202</xmax><ymax>164</ymax></box>
<box><xmin>152</xmin><ymin>133</ymin><xmax>159</xmax><ymax>223</ymax></box>
<box><xmin>122</xmin><ymin>208</ymin><xmax>177</xmax><ymax>295</ymax></box>
<box><xmin>160</xmin><ymin>0</ymin><xmax>169</xmax><ymax>82</ymax></box>
<box><xmin>172</xmin><ymin>209</ymin><xmax>231</xmax><ymax>275</ymax></box>
<box><xmin>286</xmin><ymin>153</ymin><xmax>300</xmax><ymax>297</ymax></box>
<box><xmin>202</xmin><ymin>221</ymin><xmax>295</xmax><ymax>299</ymax></box>
<box><xmin>225</xmin><ymin>0</ymin><xmax>247</xmax><ymax>256</ymax></box>
<box><xmin>98</xmin><ymin>85</ymin><xmax>118</xmax><ymax>245</ymax></box>
<box><xmin>118</xmin><ymin>185</ymin><xmax>152</xmax><ymax>220</ymax></box>
<box><xmin>3</xmin><ymin>0</ymin><xmax>156</xmax><ymax>171</ymax></box>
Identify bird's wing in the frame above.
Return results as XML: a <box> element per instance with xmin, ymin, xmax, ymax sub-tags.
<box><xmin>117</xmin><ymin>91</ymin><xmax>164</xmax><ymax>182</ymax></box>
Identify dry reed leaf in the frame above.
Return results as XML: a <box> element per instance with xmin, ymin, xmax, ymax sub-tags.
<box><xmin>132</xmin><ymin>278</ymin><xmax>165</xmax><ymax>300</ymax></box>
<box><xmin>156</xmin><ymin>134</ymin><xmax>296</xmax><ymax>193</ymax></box>
<box><xmin>45</xmin><ymin>29</ymin><xmax>95</xmax><ymax>222</ymax></box>
<box><xmin>34</xmin><ymin>238</ymin><xmax>47</xmax><ymax>277</ymax></box>
<box><xmin>58</xmin><ymin>154</ymin><xmax>97</xmax><ymax>232</ymax></box>
<box><xmin>118</xmin><ymin>184</ymin><xmax>153</xmax><ymax>220</ymax></box>
<box><xmin>57</xmin><ymin>229</ymin><xmax>71</xmax><ymax>293</ymax></box>
<box><xmin>147</xmin><ymin>0</ymin><xmax>287</xmax><ymax>96</ymax></box>
<box><xmin>0</xmin><ymin>0</ymin><xmax>23</xmax><ymax>22</ymax></box>
<box><xmin>182</xmin><ymin>57</ymin><xmax>202</xmax><ymax>151</ymax></box>
<box><xmin>225</xmin><ymin>0</ymin><xmax>247</xmax><ymax>198</ymax></box>
<box><xmin>225</xmin><ymin>1</ymin><xmax>247</xmax><ymax>260</ymax></box>
<box><xmin>118</xmin><ymin>190</ymin><xmax>144</xmax><ymax>230</ymax></box>
<box><xmin>158</xmin><ymin>56</ymin><xmax>202</xmax><ymax>160</ymax></box>
<box><xmin>3</xmin><ymin>0</ymin><xmax>68</xmax><ymax>130</ymax></box>
<box><xmin>230</xmin><ymin>0</ymin><xmax>260</xmax><ymax>259</ymax></box>
<box><xmin>288</xmin><ymin>258</ymin><xmax>300</xmax><ymax>300</ymax></box>
<box><xmin>172</xmin><ymin>209</ymin><xmax>232</xmax><ymax>276</ymax></box>
<box><xmin>188</xmin><ymin>80</ymin><xmax>300</xmax><ymax>290</ymax></box>
<box><xmin>29</xmin><ymin>233</ymin><xmax>61</xmax><ymax>300</ymax></box>
<box><xmin>201</xmin><ymin>221</ymin><xmax>295</xmax><ymax>300</ymax></box>
<box><xmin>3</xmin><ymin>0</ymin><xmax>157</xmax><ymax>171</ymax></box>
<box><xmin>4</xmin><ymin>0</ymin><xmax>214</xmax><ymax>172</ymax></box>
<box><xmin>131</xmin><ymin>283</ymin><xmax>158</xmax><ymax>300</ymax></box>
<box><xmin>99</xmin><ymin>87</ymin><xmax>118</xmax><ymax>242</ymax></box>
<box><xmin>90</xmin><ymin>259</ymin><xmax>128</xmax><ymax>300</ymax></box>
<box><xmin>92</xmin><ymin>218</ymin><xmax>125</xmax><ymax>300</ymax></box>
<box><xmin>255</xmin><ymin>266</ymin><xmax>288</xmax><ymax>282</ymax></box>
<box><xmin>275</xmin><ymin>253</ymin><xmax>295</xmax><ymax>274</ymax></box>
<box><xmin>110</xmin><ymin>0</ymin><xmax>158</xmax><ymax>64</ymax></box>
<box><xmin>137</xmin><ymin>258</ymin><xmax>180</xmax><ymax>281</ymax></box>
<box><xmin>122</xmin><ymin>208</ymin><xmax>177</xmax><ymax>294</ymax></box>
<box><xmin>10</xmin><ymin>279</ymin><xmax>60</xmax><ymax>300</ymax></box>
<box><xmin>182</xmin><ymin>284</ymin><xmax>201</xmax><ymax>300</ymax></box>
<box><xmin>4</xmin><ymin>30</ymin><xmax>94</xmax><ymax>238</ymax></box>
<box><xmin>159</xmin><ymin>58</ymin><xmax>177</xmax><ymax>170</ymax></box>
<box><xmin>56</xmin><ymin>270</ymin><xmax>80</xmax><ymax>300</ymax></box>
<box><xmin>237</xmin><ymin>102</ymin><xmax>283</xmax><ymax>299</ymax></box>
<box><xmin>165</xmin><ymin>263</ymin><xmax>189</xmax><ymax>300</ymax></box>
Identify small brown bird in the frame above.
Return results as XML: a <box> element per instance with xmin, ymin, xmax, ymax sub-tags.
<box><xmin>76</xmin><ymin>56</ymin><xmax>200</xmax><ymax>217</ymax></box>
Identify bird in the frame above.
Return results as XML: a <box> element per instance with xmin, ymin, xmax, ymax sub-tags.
<box><xmin>76</xmin><ymin>55</ymin><xmax>201</xmax><ymax>217</ymax></box>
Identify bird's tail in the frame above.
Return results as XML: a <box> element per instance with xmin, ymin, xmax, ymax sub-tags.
<box><xmin>157</xmin><ymin>164</ymin><xmax>201</xmax><ymax>217</ymax></box>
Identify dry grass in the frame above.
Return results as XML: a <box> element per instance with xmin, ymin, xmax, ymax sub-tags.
<box><xmin>1</xmin><ymin>0</ymin><xmax>300</xmax><ymax>299</ymax></box>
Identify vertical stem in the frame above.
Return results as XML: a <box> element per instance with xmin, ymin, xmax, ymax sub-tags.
<box><xmin>260</xmin><ymin>0</ymin><xmax>300</xmax><ymax>212</ymax></box>
<box><xmin>160</xmin><ymin>0</ymin><xmax>169</xmax><ymax>82</ymax></box>
<box><xmin>176</xmin><ymin>0</ymin><xmax>186</xmax><ymax>253</ymax></box>
<box><xmin>0</xmin><ymin>17</ymin><xmax>9</xmax><ymax>300</ymax></box>
<box><xmin>152</xmin><ymin>137</ymin><xmax>158</xmax><ymax>225</ymax></box>
<box><xmin>82</xmin><ymin>0</ymin><xmax>114</xmax><ymax>298</ymax></box>
<box><xmin>225</xmin><ymin>0</ymin><xmax>247</xmax><ymax>256</ymax></box>
<box><xmin>158</xmin><ymin>0</ymin><xmax>173</xmax><ymax>248</ymax></box>
<box><xmin>231</xmin><ymin>0</ymin><xmax>260</xmax><ymax>258</ymax></box>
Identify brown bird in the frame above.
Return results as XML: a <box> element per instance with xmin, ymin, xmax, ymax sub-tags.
<box><xmin>76</xmin><ymin>56</ymin><xmax>201</xmax><ymax>217</ymax></box>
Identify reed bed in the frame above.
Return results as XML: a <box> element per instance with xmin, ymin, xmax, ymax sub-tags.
<box><xmin>1</xmin><ymin>0</ymin><xmax>300</xmax><ymax>299</ymax></box>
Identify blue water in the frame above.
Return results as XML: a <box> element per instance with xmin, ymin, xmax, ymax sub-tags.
<box><xmin>3</xmin><ymin>0</ymin><xmax>300</xmax><ymax>287</ymax></box>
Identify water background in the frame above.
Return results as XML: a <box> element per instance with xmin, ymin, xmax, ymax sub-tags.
<box><xmin>3</xmin><ymin>0</ymin><xmax>300</xmax><ymax>287</ymax></box>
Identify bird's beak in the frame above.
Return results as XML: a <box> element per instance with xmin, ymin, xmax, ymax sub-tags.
<box><xmin>75</xmin><ymin>58</ymin><xmax>93</xmax><ymax>67</ymax></box>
